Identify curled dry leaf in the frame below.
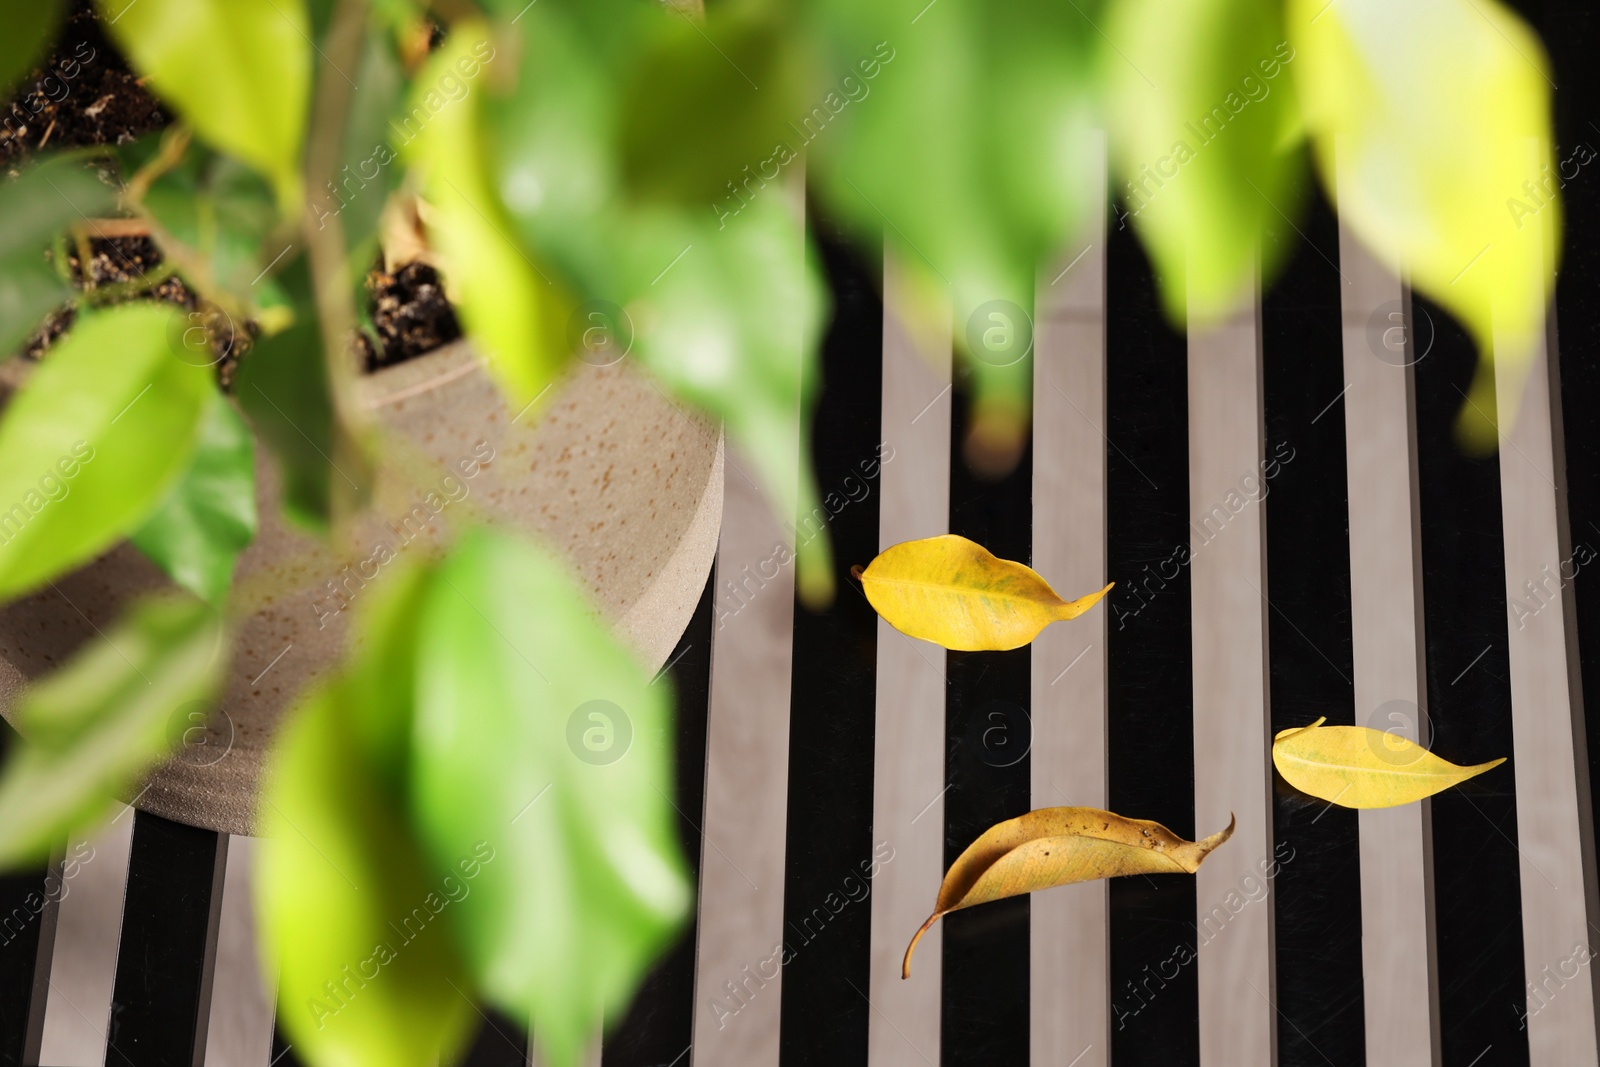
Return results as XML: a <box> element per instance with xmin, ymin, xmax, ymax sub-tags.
<box><xmin>860</xmin><ymin>534</ymin><xmax>1112</xmax><ymax>651</ymax></box>
<box><xmin>903</xmin><ymin>807</ymin><xmax>1234</xmax><ymax>978</ymax></box>
<box><xmin>1272</xmin><ymin>717</ymin><xmax>1506</xmax><ymax>809</ymax></box>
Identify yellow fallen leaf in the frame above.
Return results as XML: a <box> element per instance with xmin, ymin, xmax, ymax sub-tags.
<box><xmin>1272</xmin><ymin>717</ymin><xmax>1506</xmax><ymax>809</ymax></box>
<box><xmin>903</xmin><ymin>807</ymin><xmax>1234</xmax><ymax>978</ymax></box>
<box><xmin>859</xmin><ymin>535</ymin><xmax>1112</xmax><ymax>651</ymax></box>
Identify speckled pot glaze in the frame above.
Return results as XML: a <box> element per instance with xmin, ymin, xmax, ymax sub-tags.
<box><xmin>0</xmin><ymin>340</ymin><xmax>723</xmax><ymax>835</ymax></box>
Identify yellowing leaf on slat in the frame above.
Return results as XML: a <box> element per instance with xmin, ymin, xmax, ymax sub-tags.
<box><xmin>859</xmin><ymin>534</ymin><xmax>1111</xmax><ymax>651</ymax></box>
<box><xmin>1272</xmin><ymin>716</ymin><xmax>1506</xmax><ymax>809</ymax></box>
<box><xmin>904</xmin><ymin>807</ymin><xmax>1234</xmax><ymax>978</ymax></box>
<box><xmin>1287</xmin><ymin>0</ymin><xmax>1558</xmax><ymax>451</ymax></box>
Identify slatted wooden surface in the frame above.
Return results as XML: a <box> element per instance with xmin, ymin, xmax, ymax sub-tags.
<box><xmin>3</xmin><ymin>1</ymin><xmax>1600</xmax><ymax>1062</ymax></box>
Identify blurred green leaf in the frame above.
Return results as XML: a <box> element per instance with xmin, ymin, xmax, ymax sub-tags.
<box><xmin>411</xmin><ymin>528</ymin><xmax>689</xmax><ymax>1067</ymax></box>
<box><xmin>0</xmin><ymin>594</ymin><xmax>225</xmax><ymax>868</ymax></box>
<box><xmin>131</xmin><ymin>389</ymin><xmax>257</xmax><ymax>605</ymax></box>
<box><xmin>487</xmin><ymin>2</ymin><xmax>834</xmax><ymax>603</ymax></box>
<box><xmin>1107</xmin><ymin>0</ymin><xmax>1304</xmax><ymax>324</ymax></box>
<box><xmin>1288</xmin><ymin>0</ymin><xmax>1558</xmax><ymax>451</ymax></box>
<box><xmin>234</xmin><ymin>259</ymin><xmax>343</xmax><ymax>532</ymax></box>
<box><xmin>318</xmin><ymin>30</ymin><xmax>405</xmax><ymax>261</ymax></box>
<box><xmin>0</xmin><ymin>0</ymin><xmax>64</xmax><ymax>101</ymax></box>
<box><xmin>618</xmin><ymin>11</ymin><xmax>810</xmax><ymax>206</ymax></box>
<box><xmin>0</xmin><ymin>154</ymin><xmax>119</xmax><ymax>356</ymax></box>
<box><xmin>257</xmin><ymin>683</ymin><xmax>476</xmax><ymax>1067</ymax></box>
<box><xmin>618</xmin><ymin>198</ymin><xmax>833</xmax><ymax>604</ymax></box>
<box><xmin>0</xmin><ymin>303</ymin><xmax>212</xmax><ymax>604</ymax></box>
<box><xmin>127</xmin><ymin>139</ymin><xmax>283</xmax><ymax>303</ymax></box>
<box><xmin>806</xmin><ymin>0</ymin><xmax>1100</xmax><ymax>471</ymax></box>
<box><xmin>98</xmin><ymin>0</ymin><xmax>312</xmax><ymax>211</ymax></box>
<box><xmin>401</xmin><ymin>24</ymin><xmax>570</xmax><ymax>410</ymax></box>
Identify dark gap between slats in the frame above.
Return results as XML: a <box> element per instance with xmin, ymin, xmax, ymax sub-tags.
<box><xmin>1412</xmin><ymin>293</ymin><xmax>1530</xmax><ymax>1066</ymax></box>
<box><xmin>1260</xmin><ymin>180</ymin><xmax>1366</xmax><ymax>1067</ymax></box>
<box><xmin>776</xmin><ymin>220</ymin><xmax>883</xmax><ymax>1067</ymax></box>
<box><xmin>270</xmin><ymin>1026</ymin><xmax>307</xmax><ymax>1067</ymax></box>
<box><xmin>941</xmin><ymin>341</ymin><xmax>1033</xmax><ymax>1067</ymax></box>
<box><xmin>602</xmin><ymin>568</ymin><xmax>714</xmax><ymax>1067</ymax></box>
<box><xmin>457</xmin><ymin>1008</ymin><xmax>529</xmax><ymax>1067</ymax></box>
<box><xmin>1104</xmin><ymin>209</ymin><xmax>1199</xmax><ymax>1067</ymax></box>
<box><xmin>1543</xmin><ymin>0</ymin><xmax>1600</xmax><ymax>957</ymax></box>
<box><xmin>108</xmin><ymin>810</ymin><xmax>227</xmax><ymax>1067</ymax></box>
<box><xmin>0</xmin><ymin>721</ymin><xmax>55</xmax><ymax>1067</ymax></box>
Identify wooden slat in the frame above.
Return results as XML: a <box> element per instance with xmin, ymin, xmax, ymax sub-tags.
<box><xmin>1030</xmin><ymin>130</ymin><xmax>1109</xmax><ymax>1067</ymax></box>
<box><xmin>688</xmin><ymin>185</ymin><xmax>806</xmax><ymax>1067</ymax></box>
<box><xmin>39</xmin><ymin>808</ymin><xmax>135</xmax><ymax>1067</ymax></box>
<box><xmin>1188</xmin><ymin>285</ymin><xmax>1275</xmax><ymax>1067</ymax></box>
<box><xmin>1336</xmin><ymin>222</ymin><xmax>1441</xmax><ymax>1066</ymax></box>
<box><xmin>201</xmin><ymin>837</ymin><xmax>275</xmax><ymax>1067</ymax></box>
<box><xmin>1495</xmin><ymin>166</ymin><xmax>1600</xmax><ymax>1063</ymax></box>
<box><xmin>864</xmin><ymin>248</ymin><xmax>951</xmax><ymax>1067</ymax></box>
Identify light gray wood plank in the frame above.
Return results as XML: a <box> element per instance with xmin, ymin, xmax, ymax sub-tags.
<box><xmin>202</xmin><ymin>837</ymin><xmax>275</xmax><ymax>1067</ymax></box>
<box><xmin>1188</xmin><ymin>287</ymin><xmax>1276</xmax><ymax>1067</ymax></box>
<box><xmin>38</xmin><ymin>806</ymin><xmax>134</xmax><ymax>1067</ymax></box>
<box><xmin>864</xmin><ymin>247</ymin><xmax>951</xmax><ymax>1067</ymax></box>
<box><xmin>1336</xmin><ymin>221</ymin><xmax>1441</xmax><ymax>1067</ymax></box>
<box><xmin>688</xmin><ymin>184</ymin><xmax>806</xmax><ymax>1067</ymax></box>
<box><xmin>1030</xmin><ymin>130</ymin><xmax>1109</xmax><ymax>1067</ymax></box>
<box><xmin>1494</xmin><ymin>212</ymin><xmax>1600</xmax><ymax>1063</ymax></box>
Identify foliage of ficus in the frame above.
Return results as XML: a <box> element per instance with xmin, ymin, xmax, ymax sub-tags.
<box><xmin>0</xmin><ymin>304</ymin><xmax>213</xmax><ymax>604</ymax></box>
<box><xmin>130</xmin><ymin>390</ymin><xmax>258</xmax><ymax>606</ymax></box>
<box><xmin>411</xmin><ymin>528</ymin><xmax>690</xmax><ymax>1067</ymax></box>
<box><xmin>806</xmin><ymin>0</ymin><xmax>1103</xmax><ymax>470</ymax></box>
<box><xmin>860</xmin><ymin>534</ymin><xmax>1112</xmax><ymax>651</ymax></box>
<box><xmin>0</xmin><ymin>0</ymin><xmax>63</xmax><ymax>101</ymax></box>
<box><xmin>1106</xmin><ymin>0</ymin><xmax>1304</xmax><ymax>325</ymax></box>
<box><xmin>0</xmin><ymin>153</ymin><xmax>118</xmax><ymax>357</ymax></box>
<box><xmin>258</xmin><ymin>564</ymin><xmax>477</xmax><ymax>1067</ymax></box>
<box><xmin>401</xmin><ymin>25</ymin><xmax>571</xmax><ymax>412</ymax></box>
<box><xmin>257</xmin><ymin>529</ymin><xmax>690</xmax><ymax>1067</ymax></box>
<box><xmin>904</xmin><ymin>807</ymin><xmax>1235</xmax><ymax>978</ymax></box>
<box><xmin>0</xmin><ymin>594</ymin><xmax>226</xmax><ymax>867</ymax></box>
<box><xmin>95</xmin><ymin>0</ymin><xmax>312</xmax><ymax>211</ymax></box>
<box><xmin>1272</xmin><ymin>717</ymin><xmax>1507</xmax><ymax>808</ymax></box>
<box><xmin>484</xmin><ymin>0</ymin><xmax>835</xmax><ymax>604</ymax></box>
<box><xmin>1287</xmin><ymin>0</ymin><xmax>1557</xmax><ymax>452</ymax></box>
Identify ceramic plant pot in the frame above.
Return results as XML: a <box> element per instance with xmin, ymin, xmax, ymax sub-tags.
<box><xmin>0</xmin><ymin>340</ymin><xmax>723</xmax><ymax>835</ymax></box>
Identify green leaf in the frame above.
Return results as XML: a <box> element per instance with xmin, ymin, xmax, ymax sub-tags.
<box><xmin>616</xmin><ymin>198</ymin><xmax>835</xmax><ymax>605</ymax></box>
<box><xmin>1287</xmin><ymin>0</ymin><xmax>1559</xmax><ymax>451</ymax></box>
<box><xmin>130</xmin><ymin>389</ymin><xmax>257</xmax><ymax>605</ymax></box>
<box><xmin>0</xmin><ymin>154</ymin><xmax>119</xmax><ymax>356</ymax></box>
<box><xmin>234</xmin><ymin>262</ymin><xmax>340</xmax><ymax>532</ymax></box>
<box><xmin>317</xmin><ymin>30</ymin><xmax>405</xmax><ymax>261</ymax></box>
<box><xmin>0</xmin><ymin>594</ymin><xmax>225</xmax><ymax>868</ymax></box>
<box><xmin>1107</xmin><ymin>0</ymin><xmax>1305</xmax><ymax>324</ymax></box>
<box><xmin>97</xmin><ymin>0</ymin><xmax>312</xmax><ymax>211</ymax></box>
<box><xmin>617</xmin><ymin>10</ymin><xmax>810</xmax><ymax>206</ymax></box>
<box><xmin>0</xmin><ymin>303</ymin><xmax>212</xmax><ymax>604</ymax></box>
<box><xmin>256</xmin><ymin>683</ymin><xmax>477</xmax><ymax>1067</ymax></box>
<box><xmin>0</xmin><ymin>0</ymin><xmax>63</xmax><ymax>100</ymax></box>
<box><xmin>132</xmin><ymin>139</ymin><xmax>283</xmax><ymax>302</ymax></box>
<box><xmin>401</xmin><ymin>23</ymin><xmax>570</xmax><ymax>410</ymax></box>
<box><xmin>411</xmin><ymin>528</ymin><xmax>690</xmax><ymax>1067</ymax></box>
<box><xmin>806</xmin><ymin>0</ymin><xmax>1101</xmax><ymax>472</ymax></box>
<box><xmin>0</xmin><ymin>255</ymin><xmax>71</xmax><ymax>361</ymax></box>
<box><xmin>486</xmin><ymin>6</ymin><xmax>834</xmax><ymax>602</ymax></box>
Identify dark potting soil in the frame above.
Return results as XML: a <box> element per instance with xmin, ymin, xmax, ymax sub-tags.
<box><xmin>358</xmin><ymin>261</ymin><xmax>463</xmax><ymax>371</ymax></box>
<box><xmin>5</xmin><ymin>3</ymin><xmax>460</xmax><ymax>375</ymax></box>
<box><xmin>22</xmin><ymin>237</ymin><xmax>255</xmax><ymax>387</ymax></box>
<box><xmin>1</xmin><ymin>3</ymin><xmax>167</xmax><ymax>170</ymax></box>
